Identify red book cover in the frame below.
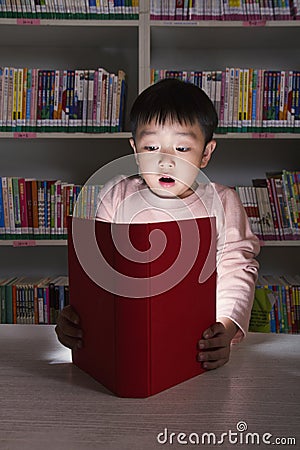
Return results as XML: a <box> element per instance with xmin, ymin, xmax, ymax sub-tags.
<box><xmin>68</xmin><ymin>216</ymin><xmax>216</xmax><ymax>398</ymax></box>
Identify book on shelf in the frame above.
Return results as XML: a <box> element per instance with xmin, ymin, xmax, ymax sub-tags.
<box><xmin>0</xmin><ymin>0</ymin><xmax>139</xmax><ymax>20</ymax></box>
<box><xmin>235</xmin><ymin>169</ymin><xmax>300</xmax><ymax>241</ymax></box>
<box><xmin>0</xmin><ymin>66</ymin><xmax>127</xmax><ymax>134</ymax></box>
<box><xmin>150</xmin><ymin>0</ymin><xmax>299</xmax><ymax>21</ymax></box>
<box><xmin>0</xmin><ymin>275</ymin><xmax>69</xmax><ymax>325</ymax></box>
<box><xmin>251</xmin><ymin>178</ymin><xmax>277</xmax><ymax>241</ymax></box>
<box><xmin>151</xmin><ymin>68</ymin><xmax>300</xmax><ymax>134</ymax></box>
<box><xmin>251</xmin><ymin>274</ymin><xmax>300</xmax><ymax>334</ymax></box>
<box><xmin>68</xmin><ymin>215</ymin><xmax>216</xmax><ymax>397</ymax></box>
<box><xmin>2</xmin><ymin>169</ymin><xmax>298</xmax><ymax>242</ymax></box>
<box><xmin>0</xmin><ymin>176</ymin><xmax>105</xmax><ymax>240</ymax></box>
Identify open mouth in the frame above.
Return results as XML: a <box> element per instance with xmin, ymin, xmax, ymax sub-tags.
<box><xmin>159</xmin><ymin>176</ymin><xmax>175</xmax><ymax>187</ymax></box>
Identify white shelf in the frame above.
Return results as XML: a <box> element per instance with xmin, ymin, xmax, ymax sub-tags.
<box><xmin>1</xmin><ymin>132</ymin><xmax>299</xmax><ymax>140</ymax></box>
<box><xmin>2</xmin><ymin>18</ymin><xmax>299</xmax><ymax>28</ymax></box>
<box><xmin>0</xmin><ymin>132</ymin><xmax>132</xmax><ymax>139</ymax></box>
<box><xmin>151</xmin><ymin>20</ymin><xmax>300</xmax><ymax>27</ymax></box>
<box><xmin>215</xmin><ymin>133</ymin><xmax>300</xmax><ymax>139</ymax></box>
<box><xmin>0</xmin><ymin>19</ymin><xmax>139</xmax><ymax>26</ymax></box>
<box><xmin>260</xmin><ymin>241</ymin><xmax>300</xmax><ymax>247</ymax></box>
<box><xmin>1</xmin><ymin>240</ymin><xmax>299</xmax><ymax>248</ymax></box>
<box><xmin>0</xmin><ymin>240</ymin><xmax>67</xmax><ymax>246</ymax></box>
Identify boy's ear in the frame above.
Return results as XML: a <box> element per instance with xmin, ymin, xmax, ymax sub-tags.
<box><xmin>129</xmin><ymin>138</ymin><xmax>139</xmax><ymax>165</ymax></box>
<box><xmin>129</xmin><ymin>137</ymin><xmax>136</xmax><ymax>152</ymax></box>
<box><xmin>200</xmin><ymin>139</ymin><xmax>216</xmax><ymax>168</ymax></box>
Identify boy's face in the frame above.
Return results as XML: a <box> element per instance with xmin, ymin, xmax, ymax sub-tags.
<box><xmin>130</xmin><ymin>118</ymin><xmax>216</xmax><ymax>199</ymax></box>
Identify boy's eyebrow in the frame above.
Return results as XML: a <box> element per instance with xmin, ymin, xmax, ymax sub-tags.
<box><xmin>174</xmin><ymin>131</ymin><xmax>197</xmax><ymax>138</ymax></box>
<box><xmin>138</xmin><ymin>131</ymin><xmax>157</xmax><ymax>137</ymax></box>
<box><xmin>138</xmin><ymin>130</ymin><xmax>198</xmax><ymax>139</ymax></box>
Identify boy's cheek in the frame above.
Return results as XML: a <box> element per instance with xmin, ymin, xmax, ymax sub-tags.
<box><xmin>136</xmin><ymin>153</ymin><xmax>159</xmax><ymax>176</ymax></box>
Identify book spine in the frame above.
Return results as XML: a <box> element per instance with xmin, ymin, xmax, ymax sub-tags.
<box><xmin>37</xmin><ymin>70</ymin><xmax>43</xmax><ymax>131</ymax></box>
<box><xmin>12</xmin><ymin>68</ymin><xmax>18</xmax><ymax>130</ymax></box>
<box><xmin>114</xmin><ymin>297</ymin><xmax>149</xmax><ymax>397</ymax></box>
<box><xmin>247</xmin><ymin>68</ymin><xmax>253</xmax><ymax>131</ymax></box>
<box><xmin>37</xmin><ymin>180</ymin><xmax>44</xmax><ymax>238</ymax></box>
<box><xmin>1</xmin><ymin>177</ymin><xmax>10</xmax><ymax>238</ymax></box>
<box><xmin>57</xmin><ymin>181</ymin><xmax>62</xmax><ymax>237</ymax></box>
<box><xmin>61</xmin><ymin>70</ymin><xmax>68</xmax><ymax>132</ymax></box>
<box><xmin>5</xmin><ymin>280</ymin><xmax>14</xmax><ymax>324</ymax></box>
<box><xmin>30</xmin><ymin>68</ymin><xmax>38</xmax><ymax>131</ymax></box>
<box><xmin>232</xmin><ymin>68</ymin><xmax>240</xmax><ymax>132</ymax></box>
<box><xmin>25</xmin><ymin>179</ymin><xmax>33</xmax><ymax>238</ymax></box>
<box><xmin>17</xmin><ymin>68</ymin><xmax>23</xmax><ymax>130</ymax></box>
<box><xmin>0</xmin><ymin>283</ymin><xmax>6</xmax><ymax>324</ymax></box>
<box><xmin>25</xmin><ymin>68</ymin><xmax>31</xmax><ymax>131</ymax></box>
<box><xmin>287</xmin><ymin>70</ymin><xmax>294</xmax><ymax>132</ymax></box>
<box><xmin>18</xmin><ymin>178</ymin><xmax>29</xmax><ymax>238</ymax></box>
<box><xmin>7</xmin><ymin>177</ymin><xmax>16</xmax><ymax>239</ymax></box>
<box><xmin>294</xmin><ymin>71</ymin><xmax>300</xmax><ymax>133</ymax></box>
<box><xmin>44</xmin><ymin>285</ymin><xmax>50</xmax><ymax>324</ymax></box>
<box><xmin>21</xmin><ymin>67</ymin><xmax>27</xmax><ymax>130</ymax></box>
<box><xmin>31</xmin><ymin>179</ymin><xmax>39</xmax><ymax>238</ymax></box>
<box><xmin>57</xmin><ymin>70</ymin><xmax>64</xmax><ymax>132</ymax></box>
<box><xmin>50</xmin><ymin>182</ymin><xmax>55</xmax><ymax>237</ymax></box>
<box><xmin>52</xmin><ymin>69</ymin><xmax>60</xmax><ymax>131</ymax></box>
<box><xmin>87</xmin><ymin>69</ymin><xmax>94</xmax><ymax>133</ymax></box>
<box><xmin>42</xmin><ymin>70</ymin><xmax>49</xmax><ymax>129</ymax></box>
<box><xmin>49</xmin><ymin>70</ymin><xmax>55</xmax><ymax>130</ymax></box>
<box><xmin>0</xmin><ymin>178</ymin><xmax>5</xmax><ymax>238</ymax></box>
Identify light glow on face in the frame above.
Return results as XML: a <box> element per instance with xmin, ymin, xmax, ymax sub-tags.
<box><xmin>131</xmin><ymin>119</ymin><xmax>215</xmax><ymax>199</ymax></box>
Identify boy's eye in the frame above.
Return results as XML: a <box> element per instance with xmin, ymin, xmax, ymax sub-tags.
<box><xmin>144</xmin><ymin>146</ymin><xmax>159</xmax><ymax>151</ymax></box>
<box><xmin>176</xmin><ymin>147</ymin><xmax>190</xmax><ymax>152</ymax></box>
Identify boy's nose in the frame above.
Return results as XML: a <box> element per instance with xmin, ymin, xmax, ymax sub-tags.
<box><xmin>158</xmin><ymin>154</ymin><xmax>175</xmax><ymax>169</ymax></box>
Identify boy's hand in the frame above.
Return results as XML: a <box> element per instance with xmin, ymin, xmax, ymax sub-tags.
<box><xmin>197</xmin><ymin>319</ymin><xmax>238</xmax><ymax>370</ymax></box>
<box><xmin>55</xmin><ymin>305</ymin><xmax>83</xmax><ymax>350</ymax></box>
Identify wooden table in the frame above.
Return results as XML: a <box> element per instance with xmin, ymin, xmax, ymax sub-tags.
<box><xmin>0</xmin><ymin>325</ymin><xmax>299</xmax><ymax>450</ymax></box>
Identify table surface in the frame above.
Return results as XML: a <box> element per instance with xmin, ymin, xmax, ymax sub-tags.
<box><xmin>0</xmin><ymin>325</ymin><xmax>299</xmax><ymax>450</ymax></box>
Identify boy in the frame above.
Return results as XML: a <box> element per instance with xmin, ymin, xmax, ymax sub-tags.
<box><xmin>56</xmin><ymin>79</ymin><xmax>260</xmax><ymax>370</ymax></box>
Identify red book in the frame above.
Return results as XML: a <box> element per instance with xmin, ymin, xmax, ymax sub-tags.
<box><xmin>67</xmin><ymin>216</ymin><xmax>216</xmax><ymax>398</ymax></box>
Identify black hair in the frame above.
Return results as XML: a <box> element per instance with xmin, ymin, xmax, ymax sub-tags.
<box><xmin>130</xmin><ymin>78</ymin><xmax>218</xmax><ymax>144</ymax></box>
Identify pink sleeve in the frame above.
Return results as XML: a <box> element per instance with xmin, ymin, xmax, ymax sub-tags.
<box><xmin>95</xmin><ymin>176</ymin><xmax>125</xmax><ymax>222</ymax></box>
<box><xmin>216</xmin><ymin>188</ymin><xmax>260</xmax><ymax>343</ymax></box>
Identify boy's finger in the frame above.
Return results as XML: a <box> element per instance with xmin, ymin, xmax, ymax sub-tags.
<box><xmin>60</xmin><ymin>305</ymin><xmax>80</xmax><ymax>325</ymax></box>
<box><xmin>198</xmin><ymin>334</ymin><xmax>227</xmax><ymax>350</ymax></box>
<box><xmin>197</xmin><ymin>347</ymin><xmax>228</xmax><ymax>363</ymax></box>
<box><xmin>56</xmin><ymin>316</ymin><xmax>83</xmax><ymax>339</ymax></box>
<box><xmin>200</xmin><ymin>357</ymin><xmax>229</xmax><ymax>371</ymax></box>
<box><xmin>55</xmin><ymin>325</ymin><xmax>82</xmax><ymax>350</ymax></box>
<box><xmin>202</xmin><ymin>322</ymin><xmax>225</xmax><ymax>339</ymax></box>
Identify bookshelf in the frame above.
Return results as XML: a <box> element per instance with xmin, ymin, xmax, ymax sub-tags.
<box><xmin>148</xmin><ymin>18</ymin><xmax>300</xmax><ymax>275</ymax></box>
<box><xmin>0</xmin><ymin>1</ymin><xmax>299</xmax><ymax>321</ymax></box>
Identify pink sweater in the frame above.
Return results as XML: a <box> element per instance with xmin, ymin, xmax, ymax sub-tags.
<box><xmin>96</xmin><ymin>175</ymin><xmax>260</xmax><ymax>342</ymax></box>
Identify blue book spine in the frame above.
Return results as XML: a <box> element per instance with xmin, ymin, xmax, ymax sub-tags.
<box><xmin>59</xmin><ymin>284</ymin><xmax>65</xmax><ymax>311</ymax></box>
<box><xmin>26</xmin><ymin>69</ymin><xmax>32</xmax><ymax>131</ymax></box>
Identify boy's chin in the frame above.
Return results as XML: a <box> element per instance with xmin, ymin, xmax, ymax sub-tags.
<box><xmin>150</xmin><ymin>187</ymin><xmax>179</xmax><ymax>199</ymax></box>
